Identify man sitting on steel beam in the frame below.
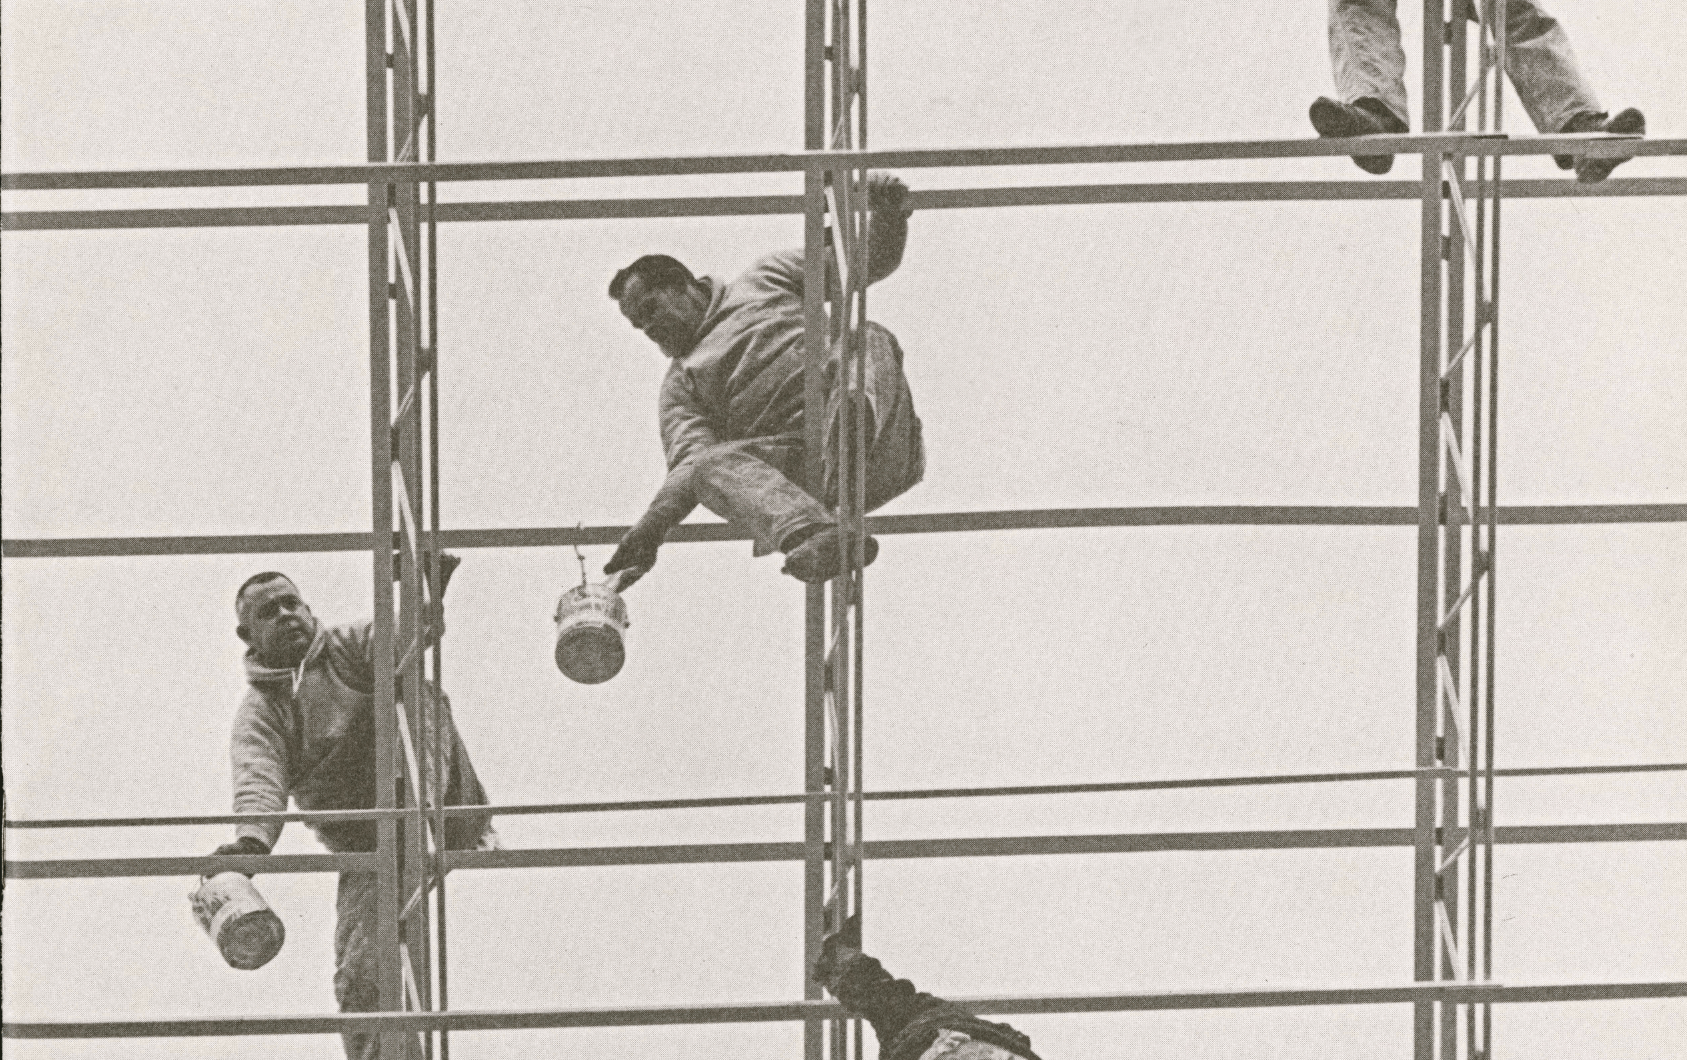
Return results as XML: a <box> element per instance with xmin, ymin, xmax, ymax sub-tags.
<box><xmin>603</xmin><ymin>172</ymin><xmax>924</xmax><ymax>589</ymax></box>
<box><xmin>210</xmin><ymin>564</ymin><xmax>498</xmax><ymax>1060</ymax></box>
<box><xmin>814</xmin><ymin>915</ymin><xmax>1046</xmax><ymax>1060</ymax></box>
<box><xmin>1311</xmin><ymin>0</ymin><xmax>1644</xmax><ymax>181</ymax></box>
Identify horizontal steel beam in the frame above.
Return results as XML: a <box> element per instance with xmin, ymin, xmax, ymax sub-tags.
<box><xmin>1</xmin><ymin>852</ymin><xmax>377</xmax><ymax>879</ymax></box>
<box><xmin>9</xmin><ymin>824</ymin><xmax>1681</xmax><ymax>880</ymax></box>
<box><xmin>6</xmin><ymin>178</ymin><xmax>1686</xmax><ymax>231</ymax></box>
<box><xmin>6</xmin><ymin>504</ymin><xmax>1684</xmax><ymax>559</ymax></box>
<box><xmin>9</xmin><ymin>762</ymin><xmax>1683</xmax><ymax>830</ymax></box>
<box><xmin>5</xmin><ymin>135</ymin><xmax>1682</xmax><ymax>191</ymax></box>
<box><xmin>6</xmin><ymin>980</ymin><xmax>1683</xmax><ymax>1038</ymax></box>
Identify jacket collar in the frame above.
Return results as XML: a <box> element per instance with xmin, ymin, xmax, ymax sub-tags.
<box><xmin>244</xmin><ymin>623</ymin><xmax>328</xmax><ymax>695</ymax></box>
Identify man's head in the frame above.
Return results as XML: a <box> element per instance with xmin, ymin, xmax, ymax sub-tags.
<box><xmin>235</xmin><ymin>572</ymin><xmax>318</xmax><ymax>668</ymax></box>
<box><xmin>609</xmin><ymin>254</ymin><xmax>709</xmax><ymax>358</ymax></box>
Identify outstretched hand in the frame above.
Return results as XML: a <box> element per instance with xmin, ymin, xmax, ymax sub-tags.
<box><xmin>605</xmin><ymin>565</ymin><xmax>650</xmax><ymax>594</ymax></box>
<box><xmin>605</xmin><ymin>523</ymin><xmax>662</xmax><ymax>587</ymax></box>
<box><xmin>211</xmin><ymin>835</ymin><xmax>270</xmax><ymax>877</ymax></box>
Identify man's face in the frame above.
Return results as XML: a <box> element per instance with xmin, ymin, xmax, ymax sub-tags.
<box><xmin>617</xmin><ymin>274</ymin><xmax>704</xmax><ymax>358</ymax></box>
<box><xmin>238</xmin><ymin>577</ymin><xmax>318</xmax><ymax>666</ymax></box>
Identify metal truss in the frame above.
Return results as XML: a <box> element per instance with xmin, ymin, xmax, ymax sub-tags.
<box><xmin>4</xmin><ymin>1</ymin><xmax>1686</xmax><ymax>1055</ymax></box>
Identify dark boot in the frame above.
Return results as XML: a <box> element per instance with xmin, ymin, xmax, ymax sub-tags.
<box><xmin>1310</xmin><ymin>96</ymin><xmax>1409</xmax><ymax>175</ymax></box>
<box><xmin>781</xmin><ymin>526</ymin><xmax>879</xmax><ymax>584</ymax></box>
<box><xmin>1555</xmin><ymin>108</ymin><xmax>1646</xmax><ymax>184</ymax></box>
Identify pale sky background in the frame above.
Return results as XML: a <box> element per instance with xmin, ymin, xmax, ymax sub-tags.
<box><xmin>3</xmin><ymin>1</ymin><xmax>1684</xmax><ymax>1058</ymax></box>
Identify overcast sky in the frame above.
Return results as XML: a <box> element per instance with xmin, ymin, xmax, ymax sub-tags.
<box><xmin>3</xmin><ymin>2</ymin><xmax>1684</xmax><ymax>1058</ymax></box>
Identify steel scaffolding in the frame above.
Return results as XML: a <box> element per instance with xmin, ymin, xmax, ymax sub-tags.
<box><xmin>4</xmin><ymin>3</ymin><xmax>1686</xmax><ymax>1059</ymax></box>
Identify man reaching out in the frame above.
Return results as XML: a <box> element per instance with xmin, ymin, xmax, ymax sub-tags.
<box><xmin>211</xmin><ymin>563</ymin><xmax>495</xmax><ymax>1060</ymax></box>
<box><xmin>604</xmin><ymin>173</ymin><xmax>925</xmax><ymax>589</ymax></box>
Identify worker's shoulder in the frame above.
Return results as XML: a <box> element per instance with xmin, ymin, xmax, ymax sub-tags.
<box><xmin>234</xmin><ymin>682</ymin><xmax>284</xmax><ymax>724</ymax></box>
<box><xmin>728</xmin><ymin>247</ymin><xmax>805</xmax><ymax>296</ymax></box>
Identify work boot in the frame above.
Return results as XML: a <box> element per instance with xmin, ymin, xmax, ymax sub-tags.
<box><xmin>1553</xmin><ymin>108</ymin><xmax>1646</xmax><ymax>183</ymax></box>
<box><xmin>1310</xmin><ymin>96</ymin><xmax>1409</xmax><ymax>175</ymax></box>
<box><xmin>781</xmin><ymin>526</ymin><xmax>879</xmax><ymax>584</ymax></box>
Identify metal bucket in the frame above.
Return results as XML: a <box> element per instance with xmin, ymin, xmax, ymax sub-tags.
<box><xmin>553</xmin><ymin>582</ymin><xmax>629</xmax><ymax>684</ymax></box>
<box><xmin>191</xmin><ymin>872</ymin><xmax>286</xmax><ymax>970</ymax></box>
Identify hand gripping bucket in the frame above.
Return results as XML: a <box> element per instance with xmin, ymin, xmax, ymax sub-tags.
<box><xmin>553</xmin><ymin>581</ymin><xmax>630</xmax><ymax>684</ymax></box>
<box><xmin>190</xmin><ymin>872</ymin><xmax>286</xmax><ymax>970</ymax></box>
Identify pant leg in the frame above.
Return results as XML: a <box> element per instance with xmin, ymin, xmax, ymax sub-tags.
<box><xmin>334</xmin><ymin>872</ymin><xmax>382</xmax><ymax>1060</ymax></box>
<box><xmin>689</xmin><ymin>436</ymin><xmax>835</xmax><ymax>556</ymax></box>
<box><xmin>850</xmin><ymin>323</ymin><xmax>925</xmax><ymax>514</ymax></box>
<box><xmin>1328</xmin><ymin>0</ymin><xmax>1410</xmax><ymax>126</ymax></box>
<box><xmin>1494</xmin><ymin>0</ymin><xmax>1602</xmax><ymax>132</ymax></box>
<box><xmin>334</xmin><ymin>872</ymin><xmax>421</xmax><ymax>1060</ymax></box>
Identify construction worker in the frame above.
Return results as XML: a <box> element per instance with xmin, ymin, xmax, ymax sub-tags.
<box><xmin>211</xmin><ymin>564</ymin><xmax>495</xmax><ymax>1060</ymax></box>
<box><xmin>603</xmin><ymin>172</ymin><xmax>924</xmax><ymax>589</ymax></box>
<box><xmin>1312</xmin><ymin>0</ymin><xmax>1644</xmax><ymax>181</ymax></box>
<box><xmin>813</xmin><ymin>917</ymin><xmax>1045</xmax><ymax>1060</ymax></box>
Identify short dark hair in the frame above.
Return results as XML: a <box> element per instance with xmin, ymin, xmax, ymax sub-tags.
<box><xmin>236</xmin><ymin>571</ymin><xmax>294</xmax><ymax>615</ymax></box>
<box><xmin>609</xmin><ymin>254</ymin><xmax>696</xmax><ymax>300</ymax></box>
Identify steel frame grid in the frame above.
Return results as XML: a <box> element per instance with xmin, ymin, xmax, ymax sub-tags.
<box><xmin>3</xmin><ymin>2</ymin><xmax>1687</xmax><ymax>1055</ymax></box>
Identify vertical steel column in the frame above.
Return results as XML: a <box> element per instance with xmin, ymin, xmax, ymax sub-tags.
<box><xmin>1425</xmin><ymin>4</ymin><xmax>1504</xmax><ymax>1057</ymax></box>
<box><xmin>802</xmin><ymin>6</ymin><xmax>829</xmax><ymax>1060</ymax></box>
<box><xmin>1439</xmin><ymin>10</ymin><xmax>1468</xmax><ymax>1060</ymax></box>
<box><xmin>1478</xmin><ymin>5</ymin><xmax>1504</xmax><ymax>1055</ymax></box>
<box><xmin>1415</xmin><ymin>3</ymin><xmax>1448</xmax><ymax>1059</ymax></box>
<box><xmin>821</xmin><ymin>4</ymin><xmax>871</xmax><ymax>1060</ymax></box>
<box><xmin>389</xmin><ymin>1</ymin><xmax>436</xmax><ymax>1037</ymax></box>
<box><xmin>365</xmin><ymin>1</ymin><xmax>408</xmax><ymax>1057</ymax></box>
<box><xmin>801</xmin><ymin>6</ymin><xmax>870</xmax><ymax>1060</ymax></box>
<box><xmin>374</xmin><ymin>0</ymin><xmax>440</xmax><ymax>1054</ymax></box>
<box><xmin>419</xmin><ymin>1</ymin><xmax>451</xmax><ymax>1057</ymax></box>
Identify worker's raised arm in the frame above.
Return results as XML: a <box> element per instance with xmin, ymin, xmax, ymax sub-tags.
<box><xmin>735</xmin><ymin>173</ymin><xmax>913</xmax><ymax>302</ymax></box>
<box><xmin>229</xmin><ymin>695</ymin><xmax>291</xmax><ymax>852</ymax></box>
<box><xmin>864</xmin><ymin>172</ymin><xmax>911</xmax><ymax>286</ymax></box>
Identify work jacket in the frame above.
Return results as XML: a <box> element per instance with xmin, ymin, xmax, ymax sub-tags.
<box><xmin>644</xmin><ymin>248</ymin><xmax>924</xmax><ymax>532</ymax></box>
<box><xmin>231</xmin><ymin>620</ymin><xmax>490</xmax><ymax>853</ymax></box>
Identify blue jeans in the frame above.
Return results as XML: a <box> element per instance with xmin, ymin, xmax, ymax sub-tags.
<box><xmin>1329</xmin><ymin>0</ymin><xmax>1602</xmax><ymax>133</ymax></box>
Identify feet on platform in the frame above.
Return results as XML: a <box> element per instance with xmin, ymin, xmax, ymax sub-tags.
<box><xmin>782</xmin><ymin>527</ymin><xmax>880</xmax><ymax>585</ymax></box>
<box><xmin>1555</xmin><ymin>108</ymin><xmax>1646</xmax><ymax>184</ymax></box>
<box><xmin>1310</xmin><ymin>96</ymin><xmax>1410</xmax><ymax>175</ymax></box>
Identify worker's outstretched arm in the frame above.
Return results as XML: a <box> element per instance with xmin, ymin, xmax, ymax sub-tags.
<box><xmin>813</xmin><ymin>917</ymin><xmax>1042</xmax><ymax>1060</ymax></box>
<box><xmin>605</xmin><ymin>369</ymin><xmax>719</xmax><ymax>588</ymax></box>
<box><xmin>227</xmin><ymin>697</ymin><xmax>290</xmax><ymax>857</ymax></box>
<box><xmin>812</xmin><ymin>915</ymin><xmax>945</xmax><ymax>1046</ymax></box>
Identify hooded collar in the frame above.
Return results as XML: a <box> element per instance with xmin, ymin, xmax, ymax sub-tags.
<box><xmin>670</xmin><ymin>276</ymin><xmax>726</xmax><ymax>361</ymax></box>
<box><xmin>244</xmin><ymin>623</ymin><xmax>328</xmax><ymax>697</ymax></box>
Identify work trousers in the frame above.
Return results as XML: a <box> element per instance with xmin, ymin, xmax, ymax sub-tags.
<box><xmin>1328</xmin><ymin>0</ymin><xmax>1602</xmax><ymax>134</ymax></box>
<box><xmin>689</xmin><ymin>324</ymin><xmax>925</xmax><ymax>556</ymax></box>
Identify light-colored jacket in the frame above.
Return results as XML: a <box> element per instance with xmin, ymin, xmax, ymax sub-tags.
<box><xmin>231</xmin><ymin>620</ymin><xmax>490</xmax><ymax>853</ymax></box>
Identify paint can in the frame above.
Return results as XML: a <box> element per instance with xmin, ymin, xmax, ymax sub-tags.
<box><xmin>190</xmin><ymin>872</ymin><xmax>286</xmax><ymax>970</ymax></box>
<box><xmin>553</xmin><ymin>581</ymin><xmax>630</xmax><ymax>684</ymax></box>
